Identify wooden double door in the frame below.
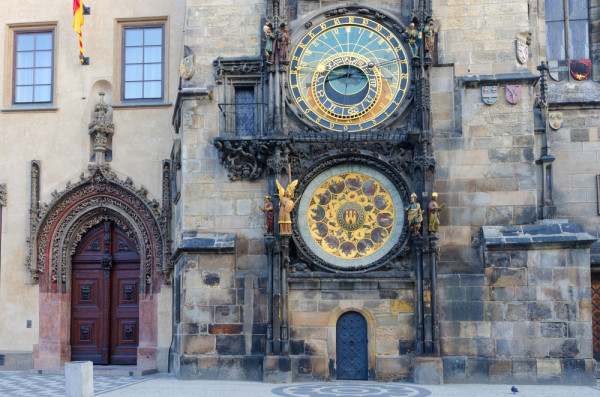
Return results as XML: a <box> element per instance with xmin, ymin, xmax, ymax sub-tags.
<box><xmin>71</xmin><ymin>221</ymin><xmax>140</xmax><ymax>365</ymax></box>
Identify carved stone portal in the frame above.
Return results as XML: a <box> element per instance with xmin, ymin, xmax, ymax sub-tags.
<box><xmin>26</xmin><ymin>165</ymin><xmax>171</xmax><ymax>290</ymax></box>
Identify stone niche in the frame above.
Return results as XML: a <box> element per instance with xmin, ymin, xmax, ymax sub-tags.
<box><xmin>287</xmin><ymin>274</ymin><xmax>415</xmax><ymax>381</ymax></box>
<box><xmin>438</xmin><ymin>221</ymin><xmax>597</xmax><ymax>385</ymax></box>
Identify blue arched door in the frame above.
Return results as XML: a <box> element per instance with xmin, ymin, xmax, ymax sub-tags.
<box><xmin>336</xmin><ymin>311</ymin><xmax>368</xmax><ymax>380</ymax></box>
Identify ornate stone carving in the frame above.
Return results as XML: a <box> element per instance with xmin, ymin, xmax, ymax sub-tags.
<box><xmin>213</xmin><ymin>57</ymin><xmax>263</xmax><ymax>82</ymax></box>
<box><xmin>0</xmin><ymin>183</ymin><xmax>6</xmax><ymax>206</ymax></box>
<box><xmin>25</xmin><ymin>161</ymin><xmax>41</xmax><ymax>282</ymax></box>
<box><xmin>161</xmin><ymin>160</ymin><xmax>173</xmax><ymax>266</ymax></box>
<box><xmin>89</xmin><ymin>92</ymin><xmax>114</xmax><ymax>164</ymax></box>
<box><xmin>414</xmin><ymin>155</ymin><xmax>436</xmax><ymax>173</ymax></box>
<box><xmin>26</xmin><ymin>165</ymin><xmax>171</xmax><ymax>287</ymax></box>
<box><xmin>213</xmin><ymin>138</ymin><xmax>280</xmax><ymax>181</ymax></box>
<box><xmin>289</xmin><ymin>132</ymin><xmax>414</xmax><ymax>178</ymax></box>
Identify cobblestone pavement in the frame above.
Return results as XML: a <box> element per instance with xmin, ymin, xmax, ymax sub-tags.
<box><xmin>0</xmin><ymin>371</ymin><xmax>598</xmax><ymax>397</ymax></box>
<box><xmin>0</xmin><ymin>371</ymin><xmax>151</xmax><ymax>396</ymax></box>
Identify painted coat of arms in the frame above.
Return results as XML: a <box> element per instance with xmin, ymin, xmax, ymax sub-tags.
<box><xmin>481</xmin><ymin>86</ymin><xmax>498</xmax><ymax>105</ymax></box>
<box><xmin>505</xmin><ymin>85</ymin><xmax>522</xmax><ymax>105</ymax></box>
<box><xmin>548</xmin><ymin>60</ymin><xmax>568</xmax><ymax>81</ymax></box>
<box><xmin>515</xmin><ymin>39</ymin><xmax>529</xmax><ymax>64</ymax></box>
<box><xmin>549</xmin><ymin>112</ymin><xmax>563</xmax><ymax>130</ymax></box>
<box><xmin>570</xmin><ymin>59</ymin><xmax>590</xmax><ymax>81</ymax></box>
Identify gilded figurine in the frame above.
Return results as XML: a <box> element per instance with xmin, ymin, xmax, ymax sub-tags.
<box><xmin>277</xmin><ymin>22</ymin><xmax>290</xmax><ymax>64</ymax></box>
<box><xmin>428</xmin><ymin>192</ymin><xmax>446</xmax><ymax>234</ymax></box>
<box><xmin>407</xmin><ymin>22</ymin><xmax>421</xmax><ymax>59</ymax></box>
<box><xmin>405</xmin><ymin>193</ymin><xmax>424</xmax><ymax>236</ymax></box>
<box><xmin>423</xmin><ymin>17</ymin><xmax>441</xmax><ymax>56</ymax></box>
<box><xmin>259</xmin><ymin>196</ymin><xmax>275</xmax><ymax>235</ymax></box>
<box><xmin>263</xmin><ymin>24</ymin><xmax>276</xmax><ymax>64</ymax></box>
<box><xmin>276</xmin><ymin>178</ymin><xmax>299</xmax><ymax>235</ymax></box>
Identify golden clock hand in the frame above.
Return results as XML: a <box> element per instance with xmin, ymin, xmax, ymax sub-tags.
<box><xmin>367</xmin><ymin>58</ymin><xmax>402</xmax><ymax>69</ymax></box>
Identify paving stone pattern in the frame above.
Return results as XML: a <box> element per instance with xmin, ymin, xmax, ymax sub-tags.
<box><xmin>272</xmin><ymin>382</ymin><xmax>432</xmax><ymax>397</ymax></box>
<box><xmin>0</xmin><ymin>371</ymin><xmax>151</xmax><ymax>397</ymax></box>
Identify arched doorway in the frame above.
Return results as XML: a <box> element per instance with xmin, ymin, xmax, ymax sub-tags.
<box><xmin>336</xmin><ymin>311</ymin><xmax>368</xmax><ymax>380</ymax></box>
<box><xmin>70</xmin><ymin>220</ymin><xmax>140</xmax><ymax>364</ymax></box>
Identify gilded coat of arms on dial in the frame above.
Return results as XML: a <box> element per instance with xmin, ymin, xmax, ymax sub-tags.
<box><xmin>307</xmin><ymin>172</ymin><xmax>395</xmax><ymax>259</ymax></box>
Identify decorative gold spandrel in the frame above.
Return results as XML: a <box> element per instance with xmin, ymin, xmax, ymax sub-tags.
<box><xmin>306</xmin><ymin>172</ymin><xmax>394</xmax><ymax>259</ymax></box>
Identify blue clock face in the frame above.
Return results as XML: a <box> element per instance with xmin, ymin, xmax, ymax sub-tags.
<box><xmin>289</xmin><ymin>16</ymin><xmax>410</xmax><ymax>132</ymax></box>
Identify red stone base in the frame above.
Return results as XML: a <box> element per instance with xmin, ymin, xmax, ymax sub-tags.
<box><xmin>35</xmin><ymin>291</ymin><xmax>159</xmax><ymax>369</ymax></box>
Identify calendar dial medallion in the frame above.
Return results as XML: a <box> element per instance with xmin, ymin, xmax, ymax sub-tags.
<box><xmin>297</xmin><ymin>164</ymin><xmax>406</xmax><ymax>272</ymax></box>
<box><xmin>289</xmin><ymin>16</ymin><xmax>410</xmax><ymax>132</ymax></box>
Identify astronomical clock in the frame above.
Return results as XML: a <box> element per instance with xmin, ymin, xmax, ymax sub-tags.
<box><xmin>288</xmin><ymin>15</ymin><xmax>411</xmax><ymax>133</ymax></box>
<box><xmin>286</xmin><ymin>8</ymin><xmax>415</xmax><ymax>273</ymax></box>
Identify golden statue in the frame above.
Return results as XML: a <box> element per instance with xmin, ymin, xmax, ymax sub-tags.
<box><xmin>428</xmin><ymin>192</ymin><xmax>446</xmax><ymax>234</ymax></box>
<box><xmin>405</xmin><ymin>193</ymin><xmax>424</xmax><ymax>236</ymax></box>
<box><xmin>276</xmin><ymin>178</ymin><xmax>299</xmax><ymax>235</ymax></box>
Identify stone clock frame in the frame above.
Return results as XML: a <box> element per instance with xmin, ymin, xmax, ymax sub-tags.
<box><xmin>292</xmin><ymin>154</ymin><xmax>412</xmax><ymax>273</ymax></box>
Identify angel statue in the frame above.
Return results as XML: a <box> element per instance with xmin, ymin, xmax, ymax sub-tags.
<box><xmin>276</xmin><ymin>178</ymin><xmax>299</xmax><ymax>235</ymax></box>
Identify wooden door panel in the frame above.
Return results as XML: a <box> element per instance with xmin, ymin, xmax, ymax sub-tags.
<box><xmin>71</xmin><ymin>221</ymin><xmax>140</xmax><ymax>366</ymax></box>
<box><xmin>110</xmin><ymin>268</ymin><xmax>139</xmax><ymax>364</ymax></box>
<box><xmin>71</xmin><ymin>270</ymin><xmax>106</xmax><ymax>364</ymax></box>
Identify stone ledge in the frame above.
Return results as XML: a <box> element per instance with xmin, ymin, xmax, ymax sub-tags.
<box><xmin>482</xmin><ymin>222</ymin><xmax>596</xmax><ymax>251</ymax></box>
<box><xmin>548</xmin><ymin>80</ymin><xmax>600</xmax><ymax>106</ymax></box>
<box><xmin>457</xmin><ymin>71</ymin><xmax>540</xmax><ymax>88</ymax></box>
<box><xmin>171</xmin><ymin>233</ymin><xmax>236</xmax><ymax>261</ymax></box>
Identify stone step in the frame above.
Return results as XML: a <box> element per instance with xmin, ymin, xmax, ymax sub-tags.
<box><xmin>34</xmin><ymin>365</ymin><xmax>157</xmax><ymax>377</ymax></box>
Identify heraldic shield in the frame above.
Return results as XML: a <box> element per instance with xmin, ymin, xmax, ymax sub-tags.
<box><xmin>549</xmin><ymin>112</ymin><xmax>563</xmax><ymax>130</ymax></box>
<box><xmin>515</xmin><ymin>39</ymin><xmax>528</xmax><ymax>64</ymax></box>
<box><xmin>548</xmin><ymin>60</ymin><xmax>568</xmax><ymax>81</ymax></box>
<box><xmin>570</xmin><ymin>59</ymin><xmax>590</xmax><ymax>81</ymax></box>
<box><xmin>481</xmin><ymin>86</ymin><xmax>498</xmax><ymax>105</ymax></box>
<box><xmin>505</xmin><ymin>85</ymin><xmax>522</xmax><ymax>105</ymax></box>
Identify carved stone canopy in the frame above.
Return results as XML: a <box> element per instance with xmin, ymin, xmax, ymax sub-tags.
<box><xmin>89</xmin><ymin>92</ymin><xmax>114</xmax><ymax>161</ymax></box>
<box><xmin>213</xmin><ymin>56</ymin><xmax>263</xmax><ymax>83</ymax></box>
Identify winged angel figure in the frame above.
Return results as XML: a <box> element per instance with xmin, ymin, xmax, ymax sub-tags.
<box><xmin>276</xmin><ymin>179</ymin><xmax>299</xmax><ymax>235</ymax></box>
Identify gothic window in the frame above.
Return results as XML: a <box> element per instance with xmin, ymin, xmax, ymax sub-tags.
<box><xmin>13</xmin><ymin>30</ymin><xmax>54</xmax><ymax>104</ymax></box>
<box><xmin>234</xmin><ymin>86</ymin><xmax>256</xmax><ymax>136</ymax></box>
<box><xmin>122</xmin><ymin>25</ymin><xmax>164</xmax><ymax>101</ymax></box>
<box><xmin>545</xmin><ymin>0</ymin><xmax>589</xmax><ymax>61</ymax></box>
<box><xmin>214</xmin><ymin>57</ymin><xmax>264</xmax><ymax>136</ymax></box>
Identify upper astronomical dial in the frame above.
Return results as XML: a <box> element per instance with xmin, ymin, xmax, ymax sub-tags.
<box><xmin>289</xmin><ymin>16</ymin><xmax>410</xmax><ymax>132</ymax></box>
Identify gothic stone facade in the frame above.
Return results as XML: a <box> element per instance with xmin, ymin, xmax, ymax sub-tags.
<box><xmin>0</xmin><ymin>0</ymin><xmax>598</xmax><ymax>387</ymax></box>
<box><xmin>170</xmin><ymin>0</ymin><xmax>599</xmax><ymax>385</ymax></box>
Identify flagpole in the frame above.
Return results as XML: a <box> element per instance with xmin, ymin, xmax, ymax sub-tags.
<box><xmin>79</xmin><ymin>31</ymin><xmax>84</xmax><ymax>63</ymax></box>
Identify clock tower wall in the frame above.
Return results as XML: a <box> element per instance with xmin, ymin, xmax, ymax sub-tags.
<box><xmin>173</xmin><ymin>0</ymin><xmax>597</xmax><ymax>385</ymax></box>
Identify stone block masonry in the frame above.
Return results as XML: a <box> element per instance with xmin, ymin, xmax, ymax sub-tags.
<box><xmin>438</xmin><ymin>222</ymin><xmax>597</xmax><ymax>385</ymax></box>
<box><xmin>287</xmin><ymin>275</ymin><xmax>415</xmax><ymax>381</ymax></box>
